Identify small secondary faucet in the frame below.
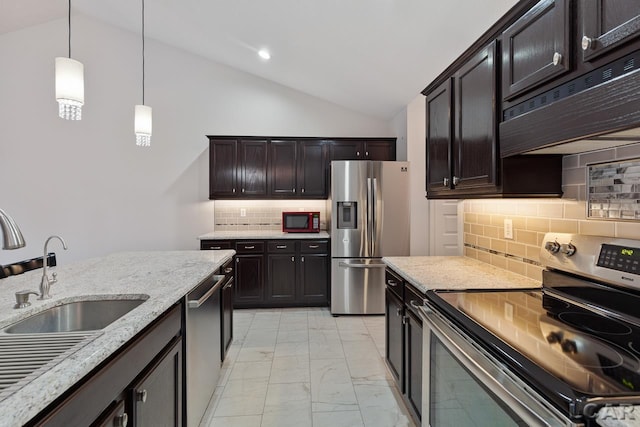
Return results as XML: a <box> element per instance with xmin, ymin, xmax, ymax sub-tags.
<box><xmin>40</xmin><ymin>235</ymin><xmax>68</xmax><ymax>299</ymax></box>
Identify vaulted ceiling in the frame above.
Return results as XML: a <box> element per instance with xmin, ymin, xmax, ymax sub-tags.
<box><xmin>1</xmin><ymin>0</ymin><xmax>519</xmax><ymax>119</ymax></box>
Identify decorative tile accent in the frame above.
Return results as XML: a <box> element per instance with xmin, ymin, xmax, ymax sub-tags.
<box><xmin>588</xmin><ymin>158</ymin><xmax>640</xmax><ymax>220</ymax></box>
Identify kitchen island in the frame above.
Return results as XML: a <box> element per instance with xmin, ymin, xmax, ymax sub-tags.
<box><xmin>0</xmin><ymin>249</ymin><xmax>234</xmax><ymax>426</ymax></box>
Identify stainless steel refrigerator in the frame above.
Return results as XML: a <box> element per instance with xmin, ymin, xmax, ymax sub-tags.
<box><xmin>329</xmin><ymin>161</ymin><xmax>410</xmax><ymax>314</ymax></box>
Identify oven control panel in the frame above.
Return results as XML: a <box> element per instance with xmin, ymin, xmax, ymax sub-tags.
<box><xmin>541</xmin><ymin>233</ymin><xmax>640</xmax><ymax>290</ymax></box>
<box><xmin>597</xmin><ymin>244</ymin><xmax>640</xmax><ymax>275</ymax></box>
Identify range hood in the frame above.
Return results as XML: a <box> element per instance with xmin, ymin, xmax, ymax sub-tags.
<box><xmin>523</xmin><ymin>127</ymin><xmax>640</xmax><ymax>155</ymax></box>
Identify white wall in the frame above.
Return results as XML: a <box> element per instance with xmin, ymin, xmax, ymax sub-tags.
<box><xmin>406</xmin><ymin>95</ymin><xmax>429</xmax><ymax>255</ymax></box>
<box><xmin>0</xmin><ymin>15</ymin><xmax>393</xmax><ymax>265</ymax></box>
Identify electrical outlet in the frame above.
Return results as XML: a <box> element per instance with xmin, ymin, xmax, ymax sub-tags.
<box><xmin>504</xmin><ymin>302</ymin><xmax>514</xmax><ymax>321</ymax></box>
<box><xmin>504</xmin><ymin>218</ymin><xmax>513</xmax><ymax>239</ymax></box>
<box><xmin>240</xmin><ymin>208</ymin><xmax>246</xmax><ymax>217</ymax></box>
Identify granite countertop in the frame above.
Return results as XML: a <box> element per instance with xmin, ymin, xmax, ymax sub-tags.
<box><xmin>382</xmin><ymin>256</ymin><xmax>540</xmax><ymax>294</ymax></box>
<box><xmin>198</xmin><ymin>230</ymin><xmax>331</xmax><ymax>240</ymax></box>
<box><xmin>0</xmin><ymin>250</ymin><xmax>234</xmax><ymax>426</ymax></box>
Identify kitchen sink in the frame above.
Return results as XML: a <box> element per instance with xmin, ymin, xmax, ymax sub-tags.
<box><xmin>3</xmin><ymin>297</ymin><xmax>148</xmax><ymax>334</ymax></box>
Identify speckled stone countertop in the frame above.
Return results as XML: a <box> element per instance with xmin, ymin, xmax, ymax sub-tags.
<box><xmin>382</xmin><ymin>256</ymin><xmax>540</xmax><ymax>294</ymax></box>
<box><xmin>198</xmin><ymin>230</ymin><xmax>330</xmax><ymax>240</ymax></box>
<box><xmin>0</xmin><ymin>250</ymin><xmax>234</xmax><ymax>427</ymax></box>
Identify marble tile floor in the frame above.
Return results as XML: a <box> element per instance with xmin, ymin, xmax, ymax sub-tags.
<box><xmin>199</xmin><ymin>307</ymin><xmax>417</xmax><ymax>427</ymax></box>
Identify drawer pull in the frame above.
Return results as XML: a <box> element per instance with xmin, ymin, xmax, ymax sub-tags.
<box><xmin>244</xmin><ymin>245</ymin><xmax>255</xmax><ymax>249</ymax></box>
<box><xmin>308</xmin><ymin>244</ymin><xmax>319</xmax><ymax>249</ymax></box>
<box><xmin>211</xmin><ymin>246</ymin><xmax>221</xmax><ymax>250</ymax></box>
<box><xmin>291</xmin><ymin>256</ymin><xmax>295</xmax><ymax>262</ymax></box>
<box><xmin>136</xmin><ymin>389</ymin><xmax>148</xmax><ymax>403</ymax></box>
<box><xmin>276</xmin><ymin>245</ymin><xmax>287</xmax><ymax>249</ymax></box>
<box><xmin>387</xmin><ymin>280</ymin><xmax>398</xmax><ymax>287</ymax></box>
<box><xmin>114</xmin><ymin>413</ymin><xmax>128</xmax><ymax>427</ymax></box>
<box><xmin>224</xmin><ymin>267</ymin><xmax>233</xmax><ymax>274</ymax></box>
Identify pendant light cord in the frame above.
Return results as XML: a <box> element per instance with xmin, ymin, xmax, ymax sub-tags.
<box><xmin>142</xmin><ymin>0</ymin><xmax>145</xmax><ymax>105</ymax></box>
<box><xmin>67</xmin><ymin>0</ymin><xmax>71</xmax><ymax>58</ymax></box>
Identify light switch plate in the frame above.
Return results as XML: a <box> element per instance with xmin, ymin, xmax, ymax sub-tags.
<box><xmin>504</xmin><ymin>219</ymin><xmax>513</xmax><ymax>239</ymax></box>
<box><xmin>240</xmin><ymin>208</ymin><xmax>246</xmax><ymax>217</ymax></box>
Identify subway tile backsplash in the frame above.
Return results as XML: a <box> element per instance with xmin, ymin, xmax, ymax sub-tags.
<box><xmin>213</xmin><ymin>200</ymin><xmax>327</xmax><ymax>232</ymax></box>
<box><xmin>463</xmin><ymin>141</ymin><xmax>640</xmax><ymax>283</ymax></box>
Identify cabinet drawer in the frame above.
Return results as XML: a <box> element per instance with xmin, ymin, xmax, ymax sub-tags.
<box><xmin>235</xmin><ymin>241</ymin><xmax>265</xmax><ymax>253</ymax></box>
<box><xmin>201</xmin><ymin>240</ymin><xmax>233</xmax><ymax>250</ymax></box>
<box><xmin>300</xmin><ymin>240</ymin><xmax>328</xmax><ymax>254</ymax></box>
<box><xmin>404</xmin><ymin>285</ymin><xmax>425</xmax><ymax>317</ymax></box>
<box><xmin>385</xmin><ymin>268</ymin><xmax>404</xmax><ymax>300</ymax></box>
<box><xmin>267</xmin><ymin>241</ymin><xmax>296</xmax><ymax>253</ymax></box>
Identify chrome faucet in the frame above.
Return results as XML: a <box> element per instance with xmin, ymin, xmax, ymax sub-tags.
<box><xmin>40</xmin><ymin>235</ymin><xmax>68</xmax><ymax>299</ymax></box>
<box><xmin>0</xmin><ymin>209</ymin><xmax>26</xmax><ymax>250</ymax></box>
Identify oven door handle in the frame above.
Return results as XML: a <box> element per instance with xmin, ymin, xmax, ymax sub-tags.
<box><xmin>420</xmin><ymin>302</ymin><xmax>569</xmax><ymax>427</ymax></box>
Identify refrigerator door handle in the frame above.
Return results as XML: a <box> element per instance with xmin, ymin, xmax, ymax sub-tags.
<box><xmin>338</xmin><ymin>261</ymin><xmax>387</xmax><ymax>269</ymax></box>
<box><xmin>372</xmin><ymin>177</ymin><xmax>378</xmax><ymax>256</ymax></box>
<box><xmin>366</xmin><ymin>177</ymin><xmax>373</xmax><ymax>256</ymax></box>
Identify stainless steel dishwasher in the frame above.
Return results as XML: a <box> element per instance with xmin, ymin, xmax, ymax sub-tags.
<box><xmin>185</xmin><ymin>273</ymin><xmax>225</xmax><ymax>427</ymax></box>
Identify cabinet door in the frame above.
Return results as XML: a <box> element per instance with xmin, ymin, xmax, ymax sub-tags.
<box><xmin>209</xmin><ymin>139</ymin><xmax>238</xmax><ymax>198</ymax></box>
<box><xmin>235</xmin><ymin>255</ymin><xmax>265</xmax><ymax>306</ymax></box>
<box><xmin>581</xmin><ymin>0</ymin><xmax>640</xmax><ymax>62</ymax></box>
<box><xmin>405</xmin><ymin>309</ymin><xmax>423</xmax><ymax>421</ymax></box>
<box><xmin>385</xmin><ymin>289</ymin><xmax>404</xmax><ymax>388</ymax></box>
<box><xmin>502</xmin><ymin>0</ymin><xmax>571</xmax><ymax>100</ymax></box>
<box><xmin>267</xmin><ymin>254</ymin><xmax>297</xmax><ymax>304</ymax></box>
<box><xmin>297</xmin><ymin>140</ymin><xmax>328</xmax><ymax>197</ymax></box>
<box><xmin>330</xmin><ymin>140</ymin><xmax>364</xmax><ymax>160</ymax></box>
<box><xmin>453</xmin><ymin>41</ymin><xmax>497</xmax><ymax>191</ymax></box>
<box><xmin>364</xmin><ymin>140</ymin><xmax>396</xmax><ymax>160</ymax></box>
<box><xmin>426</xmin><ymin>79</ymin><xmax>452</xmax><ymax>193</ymax></box>
<box><xmin>269</xmin><ymin>140</ymin><xmax>297</xmax><ymax>197</ymax></box>
<box><xmin>239</xmin><ymin>140</ymin><xmax>268</xmax><ymax>196</ymax></box>
<box><xmin>299</xmin><ymin>253</ymin><xmax>329</xmax><ymax>305</ymax></box>
<box><xmin>131</xmin><ymin>338</ymin><xmax>183</xmax><ymax>427</ymax></box>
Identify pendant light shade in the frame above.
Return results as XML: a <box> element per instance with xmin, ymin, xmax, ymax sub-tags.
<box><xmin>135</xmin><ymin>0</ymin><xmax>152</xmax><ymax>147</ymax></box>
<box><xmin>135</xmin><ymin>104</ymin><xmax>152</xmax><ymax>147</ymax></box>
<box><xmin>56</xmin><ymin>0</ymin><xmax>84</xmax><ymax>120</ymax></box>
<box><xmin>55</xmin><ymin>57</ymin><xmax>84</xmax><ymax>120</ymax></box>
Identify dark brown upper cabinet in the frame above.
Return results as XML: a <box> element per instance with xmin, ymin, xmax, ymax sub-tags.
<box><xmin>581</xmin><ymin>0</ymin><xmax>640</xmax><ymax>63</ymax></box>
<box><xmin>502</xmin><ymin>0</ymin><xmax>571</xmax><ymax>100</ymax></box>
<box><xmin>427</xmin><ymin>42</ymin><xmax>499</xmax><ymax>197</ymax></box>
<box><xmin>328</xmin><ymin>139</ymin><xmax>396</xmax><ymax>161</ymax></box>
<box><xmin>209</xmin><ymin>137</ymin><xmax>394</xmax><ymax>199</ymax></box>
<box><xmin>209</xmin><ymin>138</ymin><xmax>267</xmax><ymax>198</ymax></box>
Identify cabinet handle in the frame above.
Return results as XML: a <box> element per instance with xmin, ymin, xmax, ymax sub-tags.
<box><xmin>293</xmin><ymin>188</ymin><xmax>296</xmax><ymax>193</ymax></box>
<box><xmin>552</xmin><ymin>52</ymin><xmax>562</xmax><ymax>66</ymax></box>
<box><xmin>301</xmin><ymin>256</ymin><xmax>305</xmax><ymax>262</ymax></box>
<box><xmin>387</xmin><ymin>279</ymin><xmax>398</xmax><ymax>287</ymax></box>
<box><xmin>443</xmin><ymin>177</ymin><xmax>449</xmax><ymax>187</ymax></box>
<box><xmin>136</xmin><ymin>389</ymin><xmax>148</xmax><ymax>403</ymax></box>
<box><xmin>224</xmin><ymin>267</ymin><xmax>233</xmax><ymax>274</ymax></box>
<box><xmin>114</xmin><ymin>413</ymin><xmax>128</xmax><ymax>427</ymax></box>
<box><xmin>232</xmin><ymin>188</ymin><xmax>236</xmax><ymax>193</ymax></box>
<box><xmin>396</xmin><ymin>308</ymin><xmax>402</xmax><ymax>317</ymax></box>
<box><xmin>211</xmin><ymin>246</ymin><xmax>221</xmax><ymax>250</ymax></box>
<box><xmin>244</xmin><ymin>245</ymin><xmax>255</xmax><ymax>249</ymax></box>
<box><xmin>308</xmin><ymin>244</ymin><xmax>319</xmax><ymax>249</ymax></box>
<box><xmin>236</xmin><ymin>258</ymin><xmax>239</xmax><ymax>263</ymax></box>
<box><xmin>356</xmin><ymin>151</ymin><xmax>361</xmax><ymax>156</ymax></box>
<box><xmin>301</xmin><ymin>188</ymin><xmax>305</xmax><ymax>193</ymax></box>
<box><xmin>242</xmin><ymin>188</ymin><xmax>245</xmax><ymax>193</ymax></box>
<box><xmin>402</xmin><ymin>315</ymin><xmax>408</xmax><ymax>325</ymax></box>
<box><xmin>276</xmin><ymin>245</ymin><xmax>287</xmax><ymax>249</ymax></box>
<box><xmin>581</xmin><ymin>36</ymin><xmax>593</xmax><ymax>51</ymax></box>
<box><xmin>452</xmin><ymin>176</ymin><xmax>460</xmax><ymax>186</ymax></box>
<box><xmin>365</xmin><ymin>151</ymin><xmax>369</xmax><ymax>157</ymax></box>
<box><xmin>291</xmin><ymin>256</ymin><xmax>295</xmax><ymax>262</ymax></box>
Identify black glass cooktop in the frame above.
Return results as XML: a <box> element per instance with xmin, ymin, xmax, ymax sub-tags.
<box><xmin>433</xmin><ymin>288</ymin><xmax>640</xmax><ymax>397</ymax></box>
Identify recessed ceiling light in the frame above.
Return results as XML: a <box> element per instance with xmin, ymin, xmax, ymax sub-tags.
<box><xmin>258</xmin><ymin>49</ymin><xmax>271</xmax><ymax>60</ymax></box>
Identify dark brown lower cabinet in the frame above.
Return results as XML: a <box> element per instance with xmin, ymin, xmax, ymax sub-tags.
<box><xmin>202</xmin><ymin>238</ymin><xmax>329</xmax><ymax>308</ymax></box>
<box><xmin>220</xmin><ymin>262</ymin><xmax>234</xmax><ymax>360</ymax></box>
<box><xmin>385</xmin><ymin>267</ymin><xmax>423</xmax><ymax>425</ymax></box>
<box><xmin>130</xmin><ymin>338</ymin><xmax>183</xmax><ymax>427</ymax></box>
<box><xmin>29</xmin><ymin>304</ymin><xmax>183</xmax><ymax>427</ymax></box>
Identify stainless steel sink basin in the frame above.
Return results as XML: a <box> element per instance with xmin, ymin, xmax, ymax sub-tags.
<box><xmin>3</xmin><ymin>298</ymin><xmax>148</xmax><ymax>334</ymax></box>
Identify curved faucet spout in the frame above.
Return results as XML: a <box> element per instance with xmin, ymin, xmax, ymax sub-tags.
<box><xmin>0</xmin><ymin>209</ymin><xmax>26</xmax><ymax>250</ymax></box>
<box><xmin>39</xmin><ymin>235</ymin><xmax>68</xmax><ymax>299</ymax></box>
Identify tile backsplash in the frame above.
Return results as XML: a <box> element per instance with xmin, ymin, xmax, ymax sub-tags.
<box><xmin>463</xmin><ymin>141</ymin><xmax>640</xmax><ymax>283</ymax></box>
<box><xmin>214</xmin><ymin>200</ymin><xmax>327</xmax><ymax>232</ymax></box>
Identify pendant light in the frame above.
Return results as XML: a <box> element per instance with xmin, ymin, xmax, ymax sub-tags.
<box><xmin>135</xmin><ymin>0</ymin><xmax>152</xmax><ymax>147</ymax></box>
<box><xmin>55</xmin><ymin>0</ymin><xmax>84</xmax><ymax>120</ymax></box>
